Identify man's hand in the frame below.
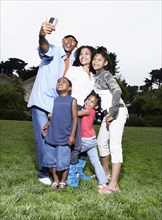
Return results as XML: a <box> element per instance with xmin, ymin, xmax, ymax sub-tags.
<box><xmin>39</xmin><ymin>21</ymin><xmax>55</xmax><ymax>37</ymax></box>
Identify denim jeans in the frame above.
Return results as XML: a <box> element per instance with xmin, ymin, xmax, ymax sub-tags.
<box><xmin>31</xmin><ymin>106</ymin><xmax>50</xmax><ymax>178</ymax></box>
<box><xmin>42</xmin><ymin>143</ymin><xmax>71</xmax><ymax>171</ymax></box>
<box><xmin>81</xmin><ymin>138</ymin><xmax>107</xmax><ymax>185</ymax></box>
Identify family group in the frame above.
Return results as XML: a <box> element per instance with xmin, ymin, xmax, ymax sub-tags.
<box><xmin>27</xmin><ymin>20</ymin><xmax>128</xmax><ymax>194</ymax></box>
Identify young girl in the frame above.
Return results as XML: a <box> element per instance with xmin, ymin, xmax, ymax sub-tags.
<box><xmin>42</xmin><ymin>77</ymin><xmax>78</xmax><ymax>189</ymax></box>
<box><xmin>78</xmin><ymin>90</ymin><xmax>108</xmax><ymax>189</ymax></box>
<box><xmin>92</xmin><ymin>46</ymin><xmax>128</xmax><ymax>194</ymax></box>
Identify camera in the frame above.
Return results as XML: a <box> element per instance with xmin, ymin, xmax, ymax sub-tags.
<box><xmin>48</xmin><ymin>17</ymin><xmax>58</xmax><ymax>26</ymax></box>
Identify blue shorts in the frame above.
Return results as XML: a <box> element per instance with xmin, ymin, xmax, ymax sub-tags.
<box><xmin>42</xmin><ymin>143</ymin><xmax>71</xmax><ymax>171</ymax></box>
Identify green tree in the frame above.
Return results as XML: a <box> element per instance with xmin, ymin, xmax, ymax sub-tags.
<box><xmin>18</xmin><ymin>66</ymin><xmax>38</xmax><ymax>81</ymax></box>
<box><xmin>0</xmin><ymin>58</ymin><xmax>28</xmax><ymax>76</ymax></box>
<box><xmin>0</xmin><ymin>77</ymin><xmax>29</xmax><ymax>120</ymax></box>
<box><xmin>144</xmin><ymin>68</ymin><xmax>162</xmax><ymax>90</ymax></box>
<box><xmin>129</xmin><ymin>88</ymin><xmax>162</xmax><ymax>117</ymax></box>
<box><xmin>109</xmin><ymin>52</ymin><xmax>119</xmax><ymax>75</ymax></box>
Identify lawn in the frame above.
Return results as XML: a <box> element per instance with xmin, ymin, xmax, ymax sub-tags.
<box><xmin>0</xmin><ymin>120</ymin><xmax>161</xmax><ymax>220</ymax></box>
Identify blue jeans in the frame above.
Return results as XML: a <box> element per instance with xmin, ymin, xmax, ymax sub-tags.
<box><xmin>81</xmin><ymin>138</ymin><xmax>108</xmax><ymax>185</ymax></box>
<box><xmin>42</xmin><ymin>144</ymin><xmax>71</xmax><ymax>171</ymax></box>
<box><xmin>31</xmin><ymin>106</ymin><xmax>50</xmax><ymax>178</ymax></box>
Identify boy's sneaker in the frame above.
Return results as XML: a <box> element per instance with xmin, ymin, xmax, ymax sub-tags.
<box><xmin>39</xmin><ymin>177</ymin><xmax>51</xmax><ymax>185</ymax></box>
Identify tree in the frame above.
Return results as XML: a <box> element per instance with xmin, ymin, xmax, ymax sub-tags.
<box><xmin>0</xmin><ymin>58</ymin><xmax>28</xmax><ymax>76</ymax></box>
<box><xmin>109</xmin><ymin>52</ymin><xmax>119</xmax><ymax>75</ymax></box>
<box><xmin>115</xmin><ymin>77</ymin><xmax>129</xmax><ymax>103</ymax></box>
<box><xmin>18</xmin><ymin>66</ymin><xmax>38</xmax><ymax>81</ymax></box>
<box><xmin>127</xmin><ymin>85</ymin><xmax>139</xmax><ymax>103</ymax></box>
<box><xmin>144</xmin><ymin>68</ymin><xmax>162</xmax><ymax>90</ymax></box>
<box><xmin>129</xmin><ymin>88</ymin><xmax>162</xmax><ymax>117</ymax></box>
<box><xmin>0</xmin><ymin>77</ymin><xmax>29</xmax><ymax>120</ymax></box>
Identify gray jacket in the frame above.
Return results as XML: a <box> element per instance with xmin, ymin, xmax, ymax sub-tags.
<box><xmin>94</xmin><ymin>69</ymin><xmax>124</xmax><ymax>119</ymax></box>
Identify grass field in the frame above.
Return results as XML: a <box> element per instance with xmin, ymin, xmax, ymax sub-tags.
<box><xmin>0</xmin><ymin>120</ymin><xmax>161</xmax><ymax>220</ymax></box>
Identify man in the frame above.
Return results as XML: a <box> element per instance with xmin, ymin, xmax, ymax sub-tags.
<box><xmin>27</xmin><ymin>20</ymin><xmax>78</xmax><ymax>185</ymax></box>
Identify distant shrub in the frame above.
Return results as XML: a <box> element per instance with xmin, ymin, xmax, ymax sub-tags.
<box><xmin>144</xmin><ymin>116</ymin><xmax>162</xmax><ymax>127</ymax></box>
<box><xmin>126</xmin><ymin>114</ymin><xmax>148</xmax><ymax>126</ymax></box>
<box><xmin>126</xmin><ymin>114</ymin><xmax>162</xmax><ymax>127</ymax></box>
<box><xmin>0</xmin><ymin>109</ymin><xmax>32</xmax><ymax>121</ymax></box>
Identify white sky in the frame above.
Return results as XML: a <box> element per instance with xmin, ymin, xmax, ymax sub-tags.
<box><xmin>1</xmin><ymin>0</ymin><xmax>161</xmax><ymax>86</ymax></box>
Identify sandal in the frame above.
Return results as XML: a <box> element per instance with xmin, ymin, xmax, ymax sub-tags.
<box><xmin>98</xmin><ymin>186</ymin><xmax>121</xmax><ymax>194</ymax></box>
<box><xmin>59</xmin><ymin>182</ymin><xmax>66</xmax><ymax>190</ymax></box>
<box><xmin>52</xmin><ymin>182</ymin><xmax>59</xmax><ymax>188</ymax></box>
<box><xmin>97</xmin><ymin>184</ymin><xmax>108</xmax><ymax>190</ymax></box>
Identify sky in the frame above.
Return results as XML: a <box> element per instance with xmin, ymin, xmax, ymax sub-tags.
<box><xmin>1</xmin><ymin>0</ymin><xmax>161</xmax><ymax>86</ymax></box>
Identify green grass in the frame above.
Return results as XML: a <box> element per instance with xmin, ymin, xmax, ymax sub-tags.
<box><xmin>0</xmin><ymin>120</ymin><xmax>161</xmax><ymax>220</ymax></box>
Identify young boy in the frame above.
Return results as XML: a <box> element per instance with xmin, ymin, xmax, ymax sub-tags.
<box><xmin>42</xmin><ymin>77</ymin><xmax>78</xmax><ymax>189</ymax></box>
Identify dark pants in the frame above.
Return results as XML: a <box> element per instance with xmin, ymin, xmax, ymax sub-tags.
<box><xmin>70</xmin><ymin>105</ymin><xmax>87</xmax><ymax>164</ymax></box>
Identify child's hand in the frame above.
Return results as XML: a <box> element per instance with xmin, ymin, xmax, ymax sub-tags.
<box><xmin>42</xmin><ymin>121</ymin><xmax>50</xmax><ymax>137</ymax></box>
<box><xmin>106</xmin><ymin>115</ymin><xmax>114</xmax><ymax>125</ymax></box>
<box><xmin>68</xmin><ymin>135</ymin><xmax>75</xmax><ymax>146</ymax></box>
<box><xmin>48</xmin><ymin>113</ymin><xmax>52</xmax><ymax>119</ymax></box>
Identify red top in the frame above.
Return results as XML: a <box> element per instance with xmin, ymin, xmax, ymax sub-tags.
<box><xmin>81</xmin><ymin>108</ymin><xmax>96</xmax><ymax>138</ymax></box>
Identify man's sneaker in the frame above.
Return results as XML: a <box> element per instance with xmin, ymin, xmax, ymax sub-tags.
<box><xmin>39</xmin><ymin>177</ymin><xmax>51</xmax><ymax>185</ymax></box>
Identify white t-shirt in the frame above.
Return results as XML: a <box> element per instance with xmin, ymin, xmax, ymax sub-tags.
<box><xmin>66</xmin><ymin>66</ymin><xmax>94</xmax><ymax>106</ymax></box>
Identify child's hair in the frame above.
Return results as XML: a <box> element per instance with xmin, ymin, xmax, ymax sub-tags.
<box><xmin>65</xmin><ymin>77</ymin><xmax>72</xmax><ymax>87</ymax></box>
<box><xmin>93</xmin><ymin>46</ymin><xmax>113</xmax><ymax>72</ymax></box>
<box><xmin>73</xmin><ymin>45</ymin><xmax>95</xmax><ymax>72</ymax></box>
<box><xmin>57</xmin><ymin>77</ymin><xmax>72</xmax><ymax>87</ymax></box>
<box><xmin>84</xmin><ymin>90</ymin><xmax>101</xmax><ymax>110</ymax></box>
<box><xmin>57</xmin><ymin>77</ymin><xmax>72</xmax><ymax>95</ymax></box>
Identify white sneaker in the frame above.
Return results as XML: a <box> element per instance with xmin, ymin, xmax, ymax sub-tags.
<box><xmin>39</xmin><ymin>177</ymin><xmax>51</xmax><ymax>185</ymax></box>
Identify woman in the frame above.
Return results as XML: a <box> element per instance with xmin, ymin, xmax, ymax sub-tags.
<box><xmin>65</xmin><ymin>46</ymin><xmax>95</xmax><ymax>187</ymax></box>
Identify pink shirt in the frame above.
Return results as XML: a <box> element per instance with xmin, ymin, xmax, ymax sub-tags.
<box><xmin>81</xmin><ymin>108</ymin><xmax>96</xmax><ymax>139</ymax></box>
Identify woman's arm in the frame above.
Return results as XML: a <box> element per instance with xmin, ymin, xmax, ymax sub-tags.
<box><xmin>105</xmin><ymin>72</ymin><xmax>122</xmax><ymax>120</ymax></box>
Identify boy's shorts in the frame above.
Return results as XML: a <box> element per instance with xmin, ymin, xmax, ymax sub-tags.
<box><xmin>42</xmin><ymin>143</ymin><xmax>71</xmax><ymax>171</ymax></box>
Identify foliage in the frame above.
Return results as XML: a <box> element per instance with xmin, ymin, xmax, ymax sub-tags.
<box><xmin>0</xmin><ymin>77</ymin><xmax>29</xmax><ymax>120</ymax></box>
<box><xmin>0</xmin><ymin>58</ymin><xmax>38</xmax><ymax>81</ymax></box>
<box><xmin>126</xmin><ymin>85</ymin><xmax>139</xmax><ymax>103</ymax></box>
<box><xmin>129</xmin><ymin>88</ymin><xmax>162</xmax><ymax>117</ymax></box>
<box><xmin>0</xmin><ymin>58</ymin><xmax>27</xmax><ymax>76</ymax></box>
<box><xmin>116</xmin><ymin>77</ymin><xmax>129</xmax><ymax>102</ymax></box>
<box><xmin>0</xmin><ymin>121</ymin><xmax>161</xmax><ymax>220</ymax></box>
<box><xmin>17</xmin><ymin>66</ymin><xmax>38</xmax><ymax>81</ymax></box>
<box><xmin>144</xmin><ymin>68</ymin><xmax>162</xmax><ymax>90</ymax></box>
<box><xmin>109</xmin><ymin>52</ymin><xmax>119</xmax><ymax>75</ymax></box>
<box><xmin>126</xmin><ymin>114</ymin><xmax>162</xmax><ymax>127</ymax></box>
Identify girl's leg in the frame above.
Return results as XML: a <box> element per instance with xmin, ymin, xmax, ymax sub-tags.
<box><xmin>107</xmin><ymin>107</ymin><xmax>128</xmax><ymax>190</ymax></box>
<box><xmin>87</xmin><ymin>147</ymin><xmax>108</xmax><ymax>185</ymax></box>
<box><xmin>84</xmin><ymin>138</ymin><xmax>107</xmax><ymax>185</ymax></box>
<box><xmin>107</xmin><ymin>163</ymin><xmax>121</xmax><ymax>189</ymax></box>
<box><xmin>101</xmin><ymin>155</ymin><xmax>111</xmax><ymax>179</ymax></box>
<box><xmin>97</xmin><ymin>118</ymin><xmax>111</xmax><ymax>178</ymax></box>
